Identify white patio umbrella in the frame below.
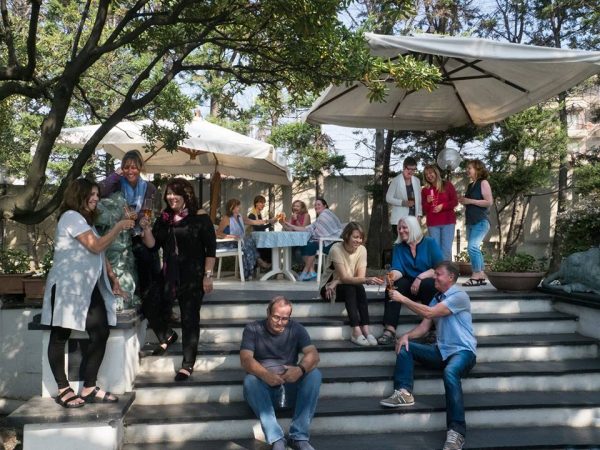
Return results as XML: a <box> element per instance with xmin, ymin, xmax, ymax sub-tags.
<box><xmin>306</xmin><ymin>33</ymin><xmax>600</xmax><ymax>130</ymax></box>
<box><xmin>58</xmin><ymin>117</ymin><xmax>291</xmax><ymax>185</ymax></box>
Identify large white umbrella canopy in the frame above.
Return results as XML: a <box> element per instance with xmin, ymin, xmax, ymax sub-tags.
<box><xmin>306</xmin><ymin>33</ymin><xmax>600</xmax><ymax>130</ymax></box>
<box><xmin>58</xmin><ymin>117</ymin><xmax>291</xmax><ymax>185</ymax></box>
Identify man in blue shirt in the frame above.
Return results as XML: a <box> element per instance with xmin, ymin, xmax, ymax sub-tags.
<box><xmin>380</xmin><ymin>261</ymin><xmax>477</xmax><ymax>450</ymax></box>
<box><xmin>241</xmin><ymin>296</ymin><xmax>321</xmax><ymax>450</ymax></box>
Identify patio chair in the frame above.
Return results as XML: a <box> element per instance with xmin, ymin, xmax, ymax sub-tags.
<box><xmin>216</xmin><ymin>238</ymin><xmax>245</xmax><ymax>282</ymax></box>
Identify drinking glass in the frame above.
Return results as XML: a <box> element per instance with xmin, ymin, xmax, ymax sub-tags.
<box><xmin>142</xmin><ymin>198</ymin><xmax>153</xmax><ymax>220</ymax></box>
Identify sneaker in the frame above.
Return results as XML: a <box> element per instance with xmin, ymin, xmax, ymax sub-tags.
<box><xmin>272</xmin><ymin>438</ymin><xmax>287</xmax><ymax>450</ymax></box>
<box><xmin>289</xmin><ymin>439</ymin><xmax>316</xmax><ymax>450</ymax></box>
<box><xmin>305</xmin><ymin>271</ymin><xmax>317</xmax><ymax>281</ymax></box>
<box><xmin>366</xmin><ymin>334</ymin><xmax>378</xmax><ymax>346</ymax></box>
<box><xmin>351</xmin><ymin>334</ymin><xmax>370</xmax><ymax>346</ymax></box>
<box><xmin>442</xmin><ymin>429</ymin><xmax>465</xmax><ymax>450</ymax></box>
<box><xmin>298</xmin><ymin>272</ymin><xmax>308</xmax><ymax>281</ymax></box>
<box><xmin>377</xmin><ymin>331</ymin><xmax>396</xmax><ymax>345</ymax></box>
<box><xmin>380</xmin><ymin>389</ymin><xmax>415</xmax><ymax>407</ymax></box>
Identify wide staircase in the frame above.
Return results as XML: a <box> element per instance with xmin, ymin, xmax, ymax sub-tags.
<box><xmin>121</xmin><ymin>288</ymin><xmax>600</xmax><ymax>450</ymax></box>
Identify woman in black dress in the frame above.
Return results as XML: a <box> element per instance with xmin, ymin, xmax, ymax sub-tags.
<box><xmin>141</xmin><ymin>178</ymin><xmax>216</xmax><ymax>381</ymax></box>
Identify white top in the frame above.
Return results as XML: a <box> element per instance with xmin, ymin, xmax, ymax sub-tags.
<box><xmin>41</xmin><ymin>210</ymin><xmax>116</xmax><ymax>331</ymax></box>
<box><xmin>386</xmin><ymin>174</ymin><xmax>422</xmax><ymax>225</ymax></box>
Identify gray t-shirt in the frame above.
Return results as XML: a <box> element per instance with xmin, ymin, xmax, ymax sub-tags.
<box><xmin>240</xmin><ymin>319</ymin><xmax>312</xmax><ymax>372</ymax></box>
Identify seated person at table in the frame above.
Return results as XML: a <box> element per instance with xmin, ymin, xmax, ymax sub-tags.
<box><xmin>377</xmin><ymin>215</ymin><xmax>443</xmax><ymax>345</ymax></box>
<box><xmin>248</xmin><ymin>195</ymin><xmax>277</xmax><ymax>269</ymax></box>
<box><xmin>289</xmin><ymin>199</ymin><xmax>311</xmax><ymax>266</ymax></box>
<box><xmin>320</xmin><ymin>222</ymin><xmax>384</xmax><ymax>346</ymax></box>
<box><xmin>241</xmin><ymin>296</ymin><xmax>321</xmax><ymax>450</ymax></box>
<box><xmin>217</xmin><ymin>198</ymin><xmax>266</xmax><ymax>279</ymax></box>
<box><xmin>283</xmin><ymin>197</ymin><xmax>342</xmax><ymax>281</ymax></box>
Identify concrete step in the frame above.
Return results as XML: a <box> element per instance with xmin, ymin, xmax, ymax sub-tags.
<box><xmin>198</xmin><ymin>296</ymin><xmax>555</xmax><ymax>319</ymax></box>
<box><xmin>121</xmin><ymin>425</ymin><xmax>600</xmax><ymax>449</ymax></box>
<box><xmin>139</xmin><ymin>333</ymin><xmax>599</xmax><ymax>373</ymax></box>
<box><xmin>132</xmin><ymin>358</ymin><xmax>600</xmax><ymax>405</ymax></box>
<box><xmin>123</xmin><ymin>390</ymin><xmax>600</xmax><ymax>443</ymax></box>
<box><xmin>144</xmin><ymin>311</ymin><xmax>579</xmax><ymax>344</ymax></box>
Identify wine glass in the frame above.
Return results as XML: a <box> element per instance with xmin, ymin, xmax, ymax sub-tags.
<box><xmin>142</xmin><ymin>198</ymin><xmax>153</xmax><ymax>220</ymax></box>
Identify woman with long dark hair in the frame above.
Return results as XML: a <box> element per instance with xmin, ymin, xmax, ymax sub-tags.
<box><xmin>41</xmin><ymin>179</ymin><xmax>134</xmax><ymax>407</ymax></box>
<box><xmin>141</xmin><ymin>178</ymin><xmax>216</xmax><ymax>381</ymax></box>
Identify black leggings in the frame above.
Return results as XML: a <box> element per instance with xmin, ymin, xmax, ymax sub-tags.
<box><xmin>48</xmin><ymin>285</ymin><xmax>110</xmax><ymax>390</ymax></box>
<box><xmin>144</xmin><ymin>281</ymin><xmax>204</xmax><ymax>371</ymax></box>
<box><xmin>337</xmin><ymin>284</ymin><xmax>370</xmax><ymax>327</ymax></box>
<box><xmin>382</xmin><ymin>277</ymin><xmax>438</xmax><ymax>328</ymax></box>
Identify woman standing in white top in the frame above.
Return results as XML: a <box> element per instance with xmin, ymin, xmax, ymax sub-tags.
<box><xmin>41</xmin><ymin>179</ymin><xmax>134</xmax><ymax>408</ymax></box>
<box><xmin>320</xmin><ymin>222</ymin><xmax>384</xmax><ymax>346</ymax></box>
<box><xmin>386</xmin><ymin>157</ymin><xmax>422</xmax><ymax>240</ymax></box>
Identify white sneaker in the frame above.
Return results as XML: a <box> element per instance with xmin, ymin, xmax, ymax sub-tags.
<box><xmin>366</xmin><ymin>334</ymin><xmax>378</xmax><ymax>346</ymax></box>
<box><xmin>350</xmin><ymin>334</ymin><xmax>370</xmax><ymax>346</ymax></box>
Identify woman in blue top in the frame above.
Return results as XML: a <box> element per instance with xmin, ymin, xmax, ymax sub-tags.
<box><xmin>377</xmin><ymin>215</ymin><xmax>443</xmax><ymax>345</ymax></box>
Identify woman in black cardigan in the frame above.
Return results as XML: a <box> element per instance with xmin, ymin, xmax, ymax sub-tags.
<box><xmin>141</xmin><ymin>178</ymin><xmax>216</xmax><ymax>381</ymax></box>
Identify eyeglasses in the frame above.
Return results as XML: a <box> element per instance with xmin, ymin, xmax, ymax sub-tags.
<box><xmin>404</xmin><ymin>167</ymin><xmax>417</xmax><ymax>172</ymax></box>
<box><xmin>270</xmin><ymin>315</ymin><xmax>290</xmax><ymax>323</ymax></box>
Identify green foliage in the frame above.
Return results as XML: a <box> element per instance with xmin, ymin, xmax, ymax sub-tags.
<box><xmin>573</xmin><ymin>163</ymin><xmax>600</xmax><ymax>195</ymax></box>
<box><xmin>489</xmin><ymin>253</ymin><xmax>542</xmax><ymax>272</ymax></box>
<box><xmin>0</xmin><ymin>249</ymin><xmax>31</xmax><ymax>274</ymax></box>
<box><xmin>39</xmin><ymin>248</ymin><xmax>54</xmax><ymax>278</ymax></box>
<box><xmin>556</xmin><ymin>197</ymin><xmax>600</xmax><ymax>256</ymax></box>
<box><xmin>454</xmin><ymin>249</ymin><xmax>486</xmax><ymax>263</ymax></box>
<box><xmin>268</xmin><ymin>122</ymin><xmax>347</xmax><ymax>183</ymax></box>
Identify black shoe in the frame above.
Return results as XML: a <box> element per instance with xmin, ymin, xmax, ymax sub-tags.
<box><xmin>152</xmin><ymin>331</ymin><xmax>178</xmax><ymax>356</ymax></box>
<box><xmin>174</xmin><ymin>367</ymin><xmax>192</xmax><ymax>381</ymax></box>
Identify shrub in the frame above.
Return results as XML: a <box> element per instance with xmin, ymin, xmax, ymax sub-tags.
<box><xmin>489</xmin><ymin>253</ymin><xmax>542</xmax><ymax>272</ymax></box>
<box><xmin>0</xmin><ymin>249</ymin><xmax>31</xmax><ymax>274</ymax></box>
<box><xmin>556</xmin><ymin>198</ymin><xmax>600</xmax><ymax>256</ymax></box>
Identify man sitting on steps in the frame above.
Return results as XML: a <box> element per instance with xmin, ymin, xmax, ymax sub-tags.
<box><xmin>380</xmin><ymin>261</ymin><xmax>477</xmax><ymax>450</ymax></box>
<box><xmin>241</xmin><ymin>295</ymin><xmax>322</xmax><ymax>450</ymax></box>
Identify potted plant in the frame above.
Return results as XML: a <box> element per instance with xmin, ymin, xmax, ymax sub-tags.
<box><xmin>23</xmin><ymin>248</ymin><xmax>53</xmax><ymax>302</ymax></box>
<box><xmin>454</xmin><ymin>250</ymin><xmax>487</xmax><ymax>276</ymax></box>
<box><xmin>485</xmin><ymin>252</ymin><xmax>546</xmax><ymax>292</ymax></box>
<box><xmin>0</xmin><ymin>249</ymin><xmax>31</xmax><ymax>295</ymax></box>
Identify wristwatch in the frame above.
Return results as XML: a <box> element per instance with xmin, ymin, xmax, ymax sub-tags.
<box><xmin>204</xmin><ymin>270</ymin><xmax>213</xmax><ymax>279</ymax></box>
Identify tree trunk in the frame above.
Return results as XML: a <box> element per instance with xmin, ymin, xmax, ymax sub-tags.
<box><xmin>366</xmin><ymin>129</ymin><xmax>394</xmax><ymax>267</ymax></box>
<box><xmin>549</xmin><ymin>91</ymin><xmax>569</xmax><ymax>271</ymax></box>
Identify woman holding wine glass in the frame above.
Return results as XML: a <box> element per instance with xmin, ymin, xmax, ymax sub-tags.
<box><xmin>422</xmin><ymin>164</ymin><xmax>458</xmax><ymax>262</ymax></box>
<box><xmin>140</xmin><ymin>178</ymin><xmax>216</xmax><ymax>381</ymax></box>
<box><xmin>99</xmin><ymin>150</ymin><xmax>160</xmax><ymax>305</ymax></box>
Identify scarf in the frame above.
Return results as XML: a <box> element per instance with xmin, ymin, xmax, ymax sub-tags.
<box><xmin>120</xmin><ymin>176</ymin><xmax>148</xmax><ymax>212</ymax></box>
<box><xmin>160</xmin><ymin>208</ymin><xmax>189</xmax><ymax>298</ymax></box>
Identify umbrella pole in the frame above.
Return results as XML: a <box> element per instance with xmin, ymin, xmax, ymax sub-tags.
<box><xmin>209</xmin><ymin>171</ymin><xmax>221</xmax><ymax>223</ymax></box>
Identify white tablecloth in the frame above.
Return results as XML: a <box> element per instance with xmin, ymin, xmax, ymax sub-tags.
<box><xmin>251</xmin><ymin>231</ymin><xmax>311</xmax><ymax>248</ymax></box>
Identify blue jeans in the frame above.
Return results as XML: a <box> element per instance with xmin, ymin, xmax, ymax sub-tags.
<box><xmin>428</xmin><ymin>224</ymin><xmax>455</xmax><ymax>262</ymax></box>
<box><xmin>466</xmin><ymin>220</ymin><xmax>490</xmax><ymax>272</ymax></box>
<box><xmin>394</xmin><ymin>342</ymin><xmax>476</xmax><ymax>436</ymax></box>
<box><xmin>243</xmin><ymin>369</ymin><xmax>322</xmax><ymax>444</ymax></box>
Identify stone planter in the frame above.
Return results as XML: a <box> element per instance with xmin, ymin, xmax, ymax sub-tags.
<box><xmin>23</xmin><ymin>277</ymin><xmax>46</xmax><ymax>301</ymax></box>
<box><xmin>0</xmin><ymin>273</ymin><xmax>30</xmax><ymax>295</ymax></box>
<box><xmin>485</xmin><ymin>271</ymin><xmax>545</xmax><ymax>292</ymax></box>
<box><xmin>456</xmin><ymin>262</ymin><xmax>472</xmax><ymax>276</ymax></box>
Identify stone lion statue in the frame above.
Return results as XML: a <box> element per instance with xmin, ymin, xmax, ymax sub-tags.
<box><xmin>542</xmin><ymin>247</ymin><xmax>600</xmax><ymax>295</ymax></box>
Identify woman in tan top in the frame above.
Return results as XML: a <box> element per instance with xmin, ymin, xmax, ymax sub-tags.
<box><xmin>320</xmin><ymin>222</ymin><xmax>384</xmax><ymax>346</ymax></box>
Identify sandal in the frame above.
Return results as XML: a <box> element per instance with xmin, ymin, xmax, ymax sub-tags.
<box><xmin>377</xmin><ymin>330</ymin><xmax>396</xmax><ymax>346</ymax></box>
<box><xmin>81</xmin><ymin>386</ymin><xmax>118</xmax><ymax>403</ymax></box>
<box><xmin>174</xmin><ymin>367</ymin><xmax>193</xmax><ymax>382</ymax></box>
<box><xmin>152</xmin><ymin>330</ymin><xmax>178</xmax><ymax>356</ymax></box>
<box><xmin>462</xmin><ymin>278</ymin><xmax>487</xmax><ymax>287</ymax></box>
<box><xmin>55</xmin><ymin>387</ymin><xmax>85</xmax><ymax>409</ymax></box>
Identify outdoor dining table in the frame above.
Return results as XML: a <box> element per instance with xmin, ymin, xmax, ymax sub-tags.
<box><xmin>251</xmin><ymin>231</ymin><xmax>311</xmax><ymax>282</ymax></box>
